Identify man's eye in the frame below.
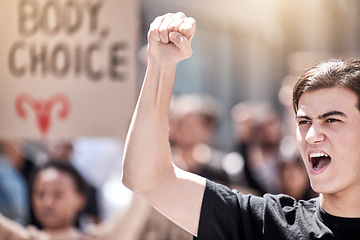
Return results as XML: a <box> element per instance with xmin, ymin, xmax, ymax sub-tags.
<box><xmin>298</xmin><ymin>120</ymin><xmax>310</xmax><ymax>125</ymax></box>
<box><xmin>325</xmin><ymin>118</ymin><xmax>341</xmax><ymax>123</ymax></box>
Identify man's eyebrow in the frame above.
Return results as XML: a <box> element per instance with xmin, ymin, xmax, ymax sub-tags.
<box><xmin>318</xmin><ymin>111</ymin><xmax>347</xmax><ymax>119</ymax></box>
<box><xmin>296</xmin><ymin>114</ymin><xmax>311</xmax><ymax>120</ymax></box>
<box><xmin>296</xmin><ymin>111</ymin><xmax>347</xmax><ymax>120</ymax></box>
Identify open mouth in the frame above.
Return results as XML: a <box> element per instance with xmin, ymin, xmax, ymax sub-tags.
<box><xmin>309</xmin><ymin>152</ymin><xmax>331</xmax><ymax>171</ymax></box>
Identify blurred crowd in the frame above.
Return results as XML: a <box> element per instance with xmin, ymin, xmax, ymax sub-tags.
<box><xmin>0</xmin><ymin>88</ymin><xmax>317</xmax><ymax>239</ymax></box>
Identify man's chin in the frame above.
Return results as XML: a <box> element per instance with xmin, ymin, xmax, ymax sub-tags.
<box><xmin>310</xmin><ymin>180</ymin><xmax>333</xmax><ymax>195</ymax></box>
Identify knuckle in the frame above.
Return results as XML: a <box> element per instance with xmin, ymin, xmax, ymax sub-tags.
<box><xmin>147</xmin><ymin>28</ymin><xmax>158</xmax><ymax>38</ymax></box>
<box><xmin>168</xmin><ymin>25</ymin><xmax>178</xmax><ymax>32</ymax></box>
<box><xmin>175</xmin><ymin>12</ymin><xmax>186</xmax><ymax>18</ymax></box>
<box><xmin>158</xmin><ymin>28</ymin><xmax>168</xmax><ymax>37</ymax></box>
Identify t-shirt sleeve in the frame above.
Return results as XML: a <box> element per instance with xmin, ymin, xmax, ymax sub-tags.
<box><xmin>194</xmin><ymin>179</ymin><xmax>265</xmax><ymax>240</ymax></box>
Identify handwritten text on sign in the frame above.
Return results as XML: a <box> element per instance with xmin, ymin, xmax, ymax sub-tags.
<box><xmin>0</xmin><ymin>0</ymin><xmax>139</xmax><ymax>139</ymax></box>
<box><xmin>9</xmin><ymin>0</ymin><xmax>127</xmax><ymax>80</ymax></box>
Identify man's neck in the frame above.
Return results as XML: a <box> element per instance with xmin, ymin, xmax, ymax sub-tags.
<box><xmin>320</xmin><ymin>190</ymin><xmax>360</xmax><ymax>218</ymax></box>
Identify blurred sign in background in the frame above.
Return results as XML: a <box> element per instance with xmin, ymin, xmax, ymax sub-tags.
<box><xmin>0</xmin><ymin>0</ymin><xmax>139</xmax><ymax>140</ymax></box>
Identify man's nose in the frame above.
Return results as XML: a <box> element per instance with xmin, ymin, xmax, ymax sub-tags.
<box><xmin>305</xmin><ymin>124</ymin><xmax>325</xmax><ymax>144</ymax></box>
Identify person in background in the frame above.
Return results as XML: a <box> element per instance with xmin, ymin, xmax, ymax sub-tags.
<box><xmin>46</xmin><ymin>140</ymin><xmax>100</xmax><ymax>228</ymax></box>
<box><xmin>278</xmin><ymin>153</ymin><xmax>317</xmax><ymax>201</ymax></box>
<box><xmin>231</xmin><ymin>101</ymin><xmax>282</xmax><ymax>194</ymax></box>
<box><xmin>0</xmin><ymin>160</ymin><xmax>147</xmax><ymax>239</ymax></box>
<box><xmin>170</xmin><ymin>94</ymin><xmax>229</xmax><ymax>185</ymax></box>
<box><xmin>0</xmin><ymin>140</ymin><xmax>36</xmax><ymax>226</ymax></box>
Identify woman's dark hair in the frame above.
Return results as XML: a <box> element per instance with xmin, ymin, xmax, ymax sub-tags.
<box><xmin>293</xmin><ymin>58</ymin><xmax>360</xmax><ymax>114</ymax></box>
<box><xmin>30</xmin><ymin>160</ymin><xmax>88</xmax><ymax>196</ymax></box>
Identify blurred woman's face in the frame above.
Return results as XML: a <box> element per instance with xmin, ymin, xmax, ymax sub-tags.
<box><xmin>32</xmin><ymin>168</ymin><xmax>85</xmax><ymax>230</ymax></box>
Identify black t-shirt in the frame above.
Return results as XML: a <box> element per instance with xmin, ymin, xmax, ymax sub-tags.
<box><xmin>194</xmin><ymin>180</ymin><xmax>360</xmax><ymax>240</ymax></box>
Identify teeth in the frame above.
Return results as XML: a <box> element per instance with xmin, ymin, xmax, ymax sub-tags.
<box><xmin>309</xmin><ymin>152</ymin><xmax>329</xmax><ymax>158</ymax></box>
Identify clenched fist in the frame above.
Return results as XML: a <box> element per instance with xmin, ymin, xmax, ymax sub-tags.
<box><xmin>147</xmin><ymin>12</ymin><xmax>196</xmax><ymax>65</ymax></box>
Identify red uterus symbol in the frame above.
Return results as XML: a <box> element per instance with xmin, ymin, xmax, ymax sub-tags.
<box><xmin>15</xmin><ymin>93</ymin><xmax>71</xmax><ymax>136</ymax></box>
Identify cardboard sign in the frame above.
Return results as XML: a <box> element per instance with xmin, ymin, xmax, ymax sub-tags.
<box><xmin>0</xmin><ymin>0</ymin><xmax>139</xmax><ymax>140</ymax></box>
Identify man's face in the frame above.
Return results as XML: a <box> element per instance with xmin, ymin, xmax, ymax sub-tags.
<box><xmin>296</xmin><ymin>86</ymin><xmax>360</xmax><ymax>196</ymax></box>
<box><xmin>32</xmin><ymin>168</ymin><xmax>85</xmax><ymax>230</ymax></box>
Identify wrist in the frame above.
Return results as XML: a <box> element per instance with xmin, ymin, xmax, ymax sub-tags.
<box><xmin>147</xmin><ymin>57</ymin><xmax>178</xmax><ymax>75</ymax></box>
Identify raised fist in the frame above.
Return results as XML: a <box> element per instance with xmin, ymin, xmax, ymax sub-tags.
<box><xmin>147</xmin><ymin>12</ymin><xmax>196</xmax><ymax>65</ymax></box>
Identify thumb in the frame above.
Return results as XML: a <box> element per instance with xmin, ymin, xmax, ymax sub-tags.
<box><xmin>169</xmin><ymin>32</ymin><xmax>193</xmax><ymax>59</ymax></box>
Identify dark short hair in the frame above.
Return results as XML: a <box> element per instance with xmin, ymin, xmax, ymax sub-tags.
<box><xmin>30</xmin><ymin>160</ymin><xmax>88</xmax><ymax>196</ymax></box>
<box><xmin>293</xmin><ymin>58</ymin><xmax>360</xmax><ymax>114</ymax></box>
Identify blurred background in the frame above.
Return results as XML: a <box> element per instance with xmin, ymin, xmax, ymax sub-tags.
<box><xmin>139</xmin><ymin>0</ymin><xmax>360</xmax><ymax>150</ymax></box>
<box><xmin>0</xmin><ymin>0</ymin><xmax>360</xmax><ymax>239</ymax></box>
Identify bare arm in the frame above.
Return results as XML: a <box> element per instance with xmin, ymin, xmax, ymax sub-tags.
<box><xmin>122</xmin><ymin>12</ymin><xmax>206</xmax><ymax>236</ymax></box>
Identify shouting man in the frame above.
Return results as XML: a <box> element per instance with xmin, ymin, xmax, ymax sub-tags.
<box><xmin>122</xmin><ymin>12</ymin><xmax>360</xmax><ymax>239</ymax></box>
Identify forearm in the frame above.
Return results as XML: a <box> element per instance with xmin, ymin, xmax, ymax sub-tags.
<box><xmin>122</xmin><ymin>13</ymin><xmax>205</xmax><ymax>236</ymax></box>
<box><xmin>122</xmin><ymin>59</ymin><xmax>177</xmax><ymax>194</ymax></box>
